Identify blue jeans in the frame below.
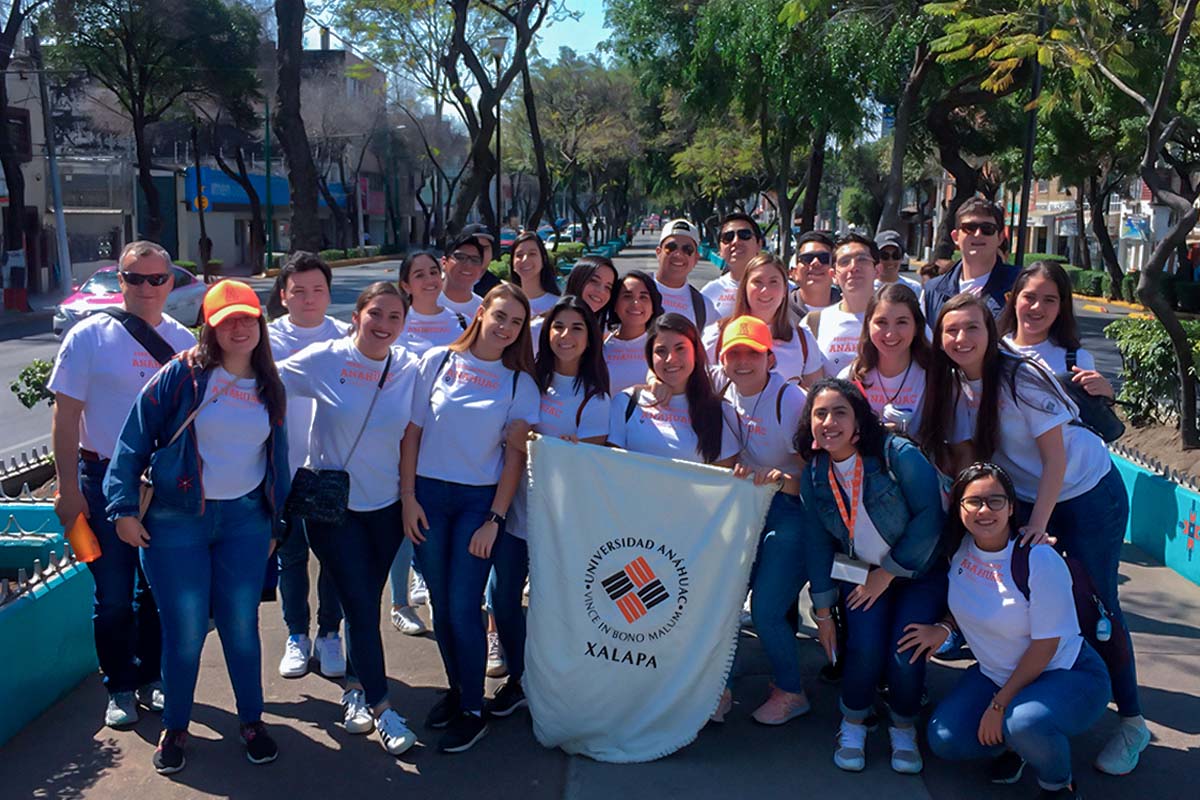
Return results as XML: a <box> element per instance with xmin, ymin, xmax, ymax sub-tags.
<box><xmin>492</xmin><ymin>532</ymin><xmax>529</xmax><ymax>680</ymax></box>
<box><xmin>140</xmin><ymin>489</ymin><xmax>272</xmax><ymax>730</ymax></box>
<box><xmin>81</xmin><ymin>458</ymin><xmax>161</xmax><ymax>694</ymax></box>
<box><xmin>750</xmin><ymin>492</ymin><xmax>808</xmax><ymax>693</ymax></box>
<box><xmin>1017</xmin><ymin>462</ymin><xmax>1140</xmax><ymax>717</ymax></box>
<box><xmin>306</xmin><ymin>502</ymin><xmax>404</xmax><ymax>708</ymax></box>
<box><xmin>277</xmin><ymin>516</ymin><xmax>342</xmax><ymax>637</ymax></box>
<box><xmin>928</xmin><ymin>644</ymin><xmax>1111</xmax><ymax>789</ymax></box>
<box><xmin>388</xmin><ymin>537</ymin><xmax>416</xmax><ymax>607</ymax></box>
<box><xmin>840</xmin><ymin>565</ymin><xmax>948</xmax><ymax>724</ymax></box>
<box><xmin>413</xmin><ymin>477</ymin><xmax>496</xmax><ymax>712</ymax></box>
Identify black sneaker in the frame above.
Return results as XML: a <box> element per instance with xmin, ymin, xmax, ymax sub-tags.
<box><xmin>153</xmin><ymin>729</ymin><xmax>187</xmax><ymax>775</ymax></box>
<box><xmin>438</xmin><ymin>711</ymin><xmax>489</xmax><ymax>753</ymax></box>
<box><xmin>988</xmin><ymin>750</ymin><xmax>1026</xmax><ymax>784</ymax></box>
<box><xmin>241</xmin><ymin>721</ymin><xmax>279</xmax><ymax>765</ymax></box>
<box><xmin>426</xmin><ymin>687</ymin><xmax>462</xmax><ymax>729</ymax></box>
<box><xmin>484</xmin><ymin>678</ymin><xmax>528</xmax><ymax>718</ymax></box>
<box><xmin>1036</xmin><ymin>783</ymin><xmax>1081</xmax><ymax>799</ymax></box>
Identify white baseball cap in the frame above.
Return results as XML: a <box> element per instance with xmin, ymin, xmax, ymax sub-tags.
<box><xmin>658</xmin><ymin>218</ymin><xmax>700</xmax><ymax>247</ymax></box>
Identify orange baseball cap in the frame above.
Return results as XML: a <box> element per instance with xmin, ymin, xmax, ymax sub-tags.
<box><xmin>203</xmin><ymin>279</ymin><xmax>262</xmax><ymax>326</ymax></box>
<box><xmin>720</xmin><ymin>315</ymin><xmax>772</xmax><ymax>357</ymax></box>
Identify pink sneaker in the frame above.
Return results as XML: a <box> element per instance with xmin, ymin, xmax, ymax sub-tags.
<box><xmin>710</xmin><ymin>688</ymin><xmax>733</xmax><ymax>723</ymax></box>
<box><xmin>751</xmin><ymin>687</ymin><xmax>811</xmax><ymax>725</ymax></box>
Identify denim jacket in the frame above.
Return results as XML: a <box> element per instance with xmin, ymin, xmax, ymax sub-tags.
<box><xmin>801</xmin><ymin>434</ymin><xmax>945</xmax><ymax>609</ymax></box>
<box><xmin>103</xmin><ymin>360</ymin><xmax>291</xmax><ymax>539</ymax></box>
<box><xmin>920</xmin><ymin>257</ymin><xmax>1018</xmax><ymax>324</ymax></box>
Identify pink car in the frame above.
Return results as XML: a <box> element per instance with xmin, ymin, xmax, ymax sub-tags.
<box><xmin>54</xmin><ymin>265</ymin><xmax>207</xmax><ymax>337</ymax></box>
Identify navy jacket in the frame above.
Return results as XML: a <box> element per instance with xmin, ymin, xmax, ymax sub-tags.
<box><xmin>103</xmin><ymin>360</ymin><xmax>290</xmax><ymax>538</ymax></box>
<box><xmin>921</xmin><ymin>258</ymin><xmax>1019</xmax><ymax>323</ymax></box>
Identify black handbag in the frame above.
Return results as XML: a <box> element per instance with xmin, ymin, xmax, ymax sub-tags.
<box><xmin>284</xmin><ymin>353</ymin><xmax>391</xmax><ymax>526</ymax></box>
<box><xmin>1055</xmin><ymin>349</ymin><xmax>1125</xmax><ymax>443</ymax></box>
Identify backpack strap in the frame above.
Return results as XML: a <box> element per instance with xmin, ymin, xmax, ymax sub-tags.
<box><xmin>775</xmin><ymin>381</ymin><xmax>788</xmax><ymax>424</ymax></box>
<box><xmin>1010</xmin><ymin>541</ymin><xmax>1032</xmax><ymax>600</ymax></box>
<box><xmin>512</xmin><ymin>369</ymin><xmax>520</xmax><ymax>399</ymax></box>
<box><xmin>101</xmin><ymin>308</ymin><xmax>177</xmax><ymax>366</ymax></box>
<box><xmin>1065</xmin><ymin>348</ymin><xmax>1077</xmax><ymax>371</ymax></box>
<box><xmin>624</xmin><ymin>390</ymin><xmax>639</xmax><ymax>423</ymax></box>
<box><xmin>797</xmin><ymin>323</ymin><xmax>809</xmax><ymax>364</ymax></box>
<box><xmin>575</xmin><ymin>390</ymin><xmax>593</xmax><ymax>429</ymax></box>
<box><xmin>804</xmin><ymin>309</ymin><xmax>822</xmax><ymax>339</ymax></box>
<box><xmin>688</xmin><ymin>285</ymin><xmax>707</xmax><ymax>330</ymax></box>
<box><xmin>454</xmin><ymin>312</ymin><xmax>468</xmax><ymax>330</ymax></box>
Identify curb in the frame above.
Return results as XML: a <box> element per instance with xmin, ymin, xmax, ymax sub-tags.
<box><xmin>262</xmin><ymin>255</ymin><xmax>394</xmax><ymax>279</ymax></box>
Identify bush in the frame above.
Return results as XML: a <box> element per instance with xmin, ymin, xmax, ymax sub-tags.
<box><xmin>174</xmin><ymin>260</ymin><xmax>197</xmax><ymax>273</ymax></box>
<box><xmin>488</xmin><ymin>253</ymin><xmax>511</xmax><ymax>282</ymax></box>
<box><xmin>1105</xmin><ymin>316</ymin><xmax>1200</xmax><ymax>425</ymax></box>
<box><xmin>319</xmin><ymin>248</ymin><xmax>346</xmax><ymax>262</ymax></box>
<box><xmin>10</xmin><ymin>359</ymin><xmax>54</xmax><ymax>409</ymax></box>
<box><xmin>1123</xmin><ymin>272</ymin><xmax>1139</xmax><ymax>303</ymax></box>
<box><xmin>1178</xmin><ymin>281</ymin><xmax>1200</xmax><ymax>313</ymax></box>
<box><xmin>364</xmin><ymin>245</ymin><xmax>381</xmax><ymax>257</ymax></box>
<box><xmin>1061</xmin><ymin>264</ymin><xmax>1084</xmax><ymax>289</ymax></box>
<box><xmin>1023</xmin><ymin>252</ymin><xmax>1069</xmax><ymax>264</ymax></box>
<box><xmin>552</xmin><ymin>241</ymin><xmax>586</xmax><ymax>263</ymax></box>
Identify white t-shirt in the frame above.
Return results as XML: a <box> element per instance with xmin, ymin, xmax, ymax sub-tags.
<box><xmin>607</xmin><ymin>390</ymin><xmax>740</xmax><ymax>465</ymax></box>
<box><xmin>526</xmin><ymin>292</ymin><xmax>560</xmax><ymax>317</ymax></box>
<box><xmin>876</xmin><ymin>275</ymin><xmax>923</xmax><ymax>295</ymax></box>
<box><xmin>1002</xmin><ymin>337</ymin><xmax>1097</xmax><ymax>375</ymax></box>
<box><xmin>838</xmin><ymin>362</ymin><xmax>927</xmax><ymax>433</ymax></box>
<box><xmin>603</xmin><ymin>332</ymin><xmax>649</xmax><ymax>393</ymax></box>
<box><xmin>804</xmin><ymin>304</ymin><xmax>865</xmax><ymax>376</ymax></box>
<box><xmin>277</xmin><ymin>338</ymin><xmax>419</xmax><ymax>511</ymax></box>
<box><xmin>194</xmin><ymin>367</ymin><xmax>270</xmax><ymax>501</ymax></box>
<box><xmin>949</xmin><ymin>360</ymin><xmax>1111</xmax><ymax>502</ymax></box>
<box><xmin>439</xmin><ymin>291</ymin><xmax>482</xmax><ymax>319</ymax></box>
<box><xmin>269</xmin><ymin>315</ymin><xmax>351</xmax><ymax>475</ymax></box>
<box><xmin>399</xmin><ymin>308</ymin><xmax>467</xmax><ymax>358</ymax></box>
<box><xmin>958</xmin><ymin>270</ymin><xmax>991</xmax><ymax>297</ymax></box>
<box><xmin>725</xmin><ymin>373</ymin><xmax>805</xmax><ymax>472</ymax></box>
<box><xmin>655</xmin><ymin>278</ymin><xmax>720</xmax><ymax>328</ymax></box>
<box><xmin>704</xmin><ymin>322</ymin><xmax>822</xmax><ymax>384</ymax></box>
<box><xmin>949</xmin><ymin>539</ymin><xmax>1083</xmax><ymax>686</ymax></box>
<box><xmin>831</xmin><ymin>454</ymin><xmax>890</xmax><ymax>567</ymax></box>
<box><xmin>47</xmin><ymin>312</ymin><xmax>197</xmax><ymax>459</ymax></box>
<box><xmin>412</xmin><ymin>347</ymin><xmax>541</xmax><ymax>486</ymax></box>
<box><xmin>701</xmin><ymin>274</ymin><xmax>739</xmax><ymax>319</ymax></box>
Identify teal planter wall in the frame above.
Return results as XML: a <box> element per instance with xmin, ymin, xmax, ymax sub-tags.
<box><xmin>1113</xmin><ymin>454</ymin><xmax>1200</xmax><ymax>588</ymax></box>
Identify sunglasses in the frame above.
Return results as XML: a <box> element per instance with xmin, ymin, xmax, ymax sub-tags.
<box><xmin>450</xmin><ymin>251</ymin><xmax>483</xmax><ymax>265</ymax></box>
<box><xmin>797</xmin><ymin>251</ymin><xmax>832</xmax><ymax>266</ymax></box>
<box><xmin>663</xmin><ymin>242</ymin><xmax>696</xmax><ymax>256</ymax></box>
<box><xmin>960</xmin><ymin>495</ymin><xmax>1009</xmax><ymax>512</ymax></box>
<box><xmin>120</xmin><ymin>271</ymin><xmax>171</xmax><ymax>287</ymax></box>
<box><xmin>959</xmin><ymin>222</ymin><xmax>1000</xmax><ymax>237</ymax></box>
<box><xmin>879</xmin><ymin>248</ymin><xmax>903</xmax><ymax>260</ymax></box>
<box><xmin>719</xmin><ymin>228</ymin><xmax>755</xmax><ymax>244</ymax></box>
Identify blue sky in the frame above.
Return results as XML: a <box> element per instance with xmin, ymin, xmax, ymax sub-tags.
<box><xmin>537</xmin><ymin>0</ymin><xmax>611</xmax><ymax>59</ymax></box>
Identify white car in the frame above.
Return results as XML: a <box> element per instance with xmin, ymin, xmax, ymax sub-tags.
<box><xmin>54</xmin><ymin>265</ymin><xmax>207</xmax><ymax>337</ymax></box>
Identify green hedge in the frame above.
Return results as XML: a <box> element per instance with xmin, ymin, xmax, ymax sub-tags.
<box><xmin>1122</xmin><ymin>272</ymin><xmax>1139</xmax><ymax>303</ymax></box>
<box><xmin>1022</xmin><ymin>252</ymin><xmax>1069</xmax><ymax>264</ymax></box>
<box><xmin>1106</xmin><ymin>316</ymin><xmax>1200</xmax><ymax>425</ymax></box>
<box><xmin>488</xmin><ymin>253</ymin><xmax>511</xmax><ymax>281</ymax></box>
<box><xmin>552</xmin><ymin>241</ymin><xmax>586</xmax><ymax>262</ymax></box>
<box><xmin>173</xmin><ymin>260</ymin><xmax>223</xmax><ymax>273</ymax></box>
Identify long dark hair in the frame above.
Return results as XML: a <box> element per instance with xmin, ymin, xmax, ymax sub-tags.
<box><xmin>450</xmin><ymin>282</ymin><xmax>536</xmax><ymax>376</ymax></box>
<box><xmin>564</xmin><ymin>256</ymin><xmax>618</xmax><ymax>329</ymax></box>
<box><xmin>793</xmin><ymin>377</ymin><xmax>888</xmax><ymax>462</ymax></box>
<box><xmin>850</xmin><ymin>282</ymin><xmax>931</xmax><ymax>385</ymax></box>
<box><xmin>535</xmin><ymin>295</ymin><xmax>610</xmax><ymax>399</ymax></box>
<box><xmin>943</xmin><ymin>462</ymin><xmax>1019</xmax><ymax>556</ymax></box>
<box><xmin>997</xmin><ymin>260</ymin><xmax>1082</xmax><ymax>350</ymax></box>
<box><xmin>397</xmin><ymin>250</ymin><xmax>441</xmax><ymax>292</ymax></box>
<box><xmin>509</xmin><ymin>232</ymin><xmax>561</xmax><ymax>297</ymax></box>
<box><xmin>196</xmin><ymin>316</ymin><xmax>287</xmax><ymax>426</ymax></box>
<box><xmin>614</xmin><ymin>269</ymin><xmax>664</xmax><ymax>335</ymax></box>
<box><xmin>644</xmin><ymin>313</ymin><xmax>724</xmax><ymax>463</ymax></box>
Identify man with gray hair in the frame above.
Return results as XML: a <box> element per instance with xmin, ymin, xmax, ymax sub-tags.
<box><xmin>47</xmin><ymin>240</ymin><xmax>197</xmax><ymax>729</ymax></box>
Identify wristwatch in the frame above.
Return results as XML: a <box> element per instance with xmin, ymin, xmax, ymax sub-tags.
<box><xmin>486</xmin><ymin>511</ymin><xmax>506</xmax><ymax>525</ymax></box>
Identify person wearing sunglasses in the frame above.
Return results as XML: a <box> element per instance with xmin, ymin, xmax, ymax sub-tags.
<box><xmin>47</xmin><ymin>241</ymin><xmax>197</xmax><ymax>732</ymax></box>
<box><xmin>874</xmin><ymin>231</ymin><xmax>922</xmax><ymax>294</ymax></box>
<box><xmin>920</xmin><ymin>198</ymin><xmax>1018</xmax><ymax>324</ymax></box>
<box><xmin>787</xmin><ymin>230</ymin><xmax>842</xmax><ymax>323</ymax></box>
<box><xmin>803</xmin><ymin>233</ymin><xmax>878</xmax><ymax>376</ymax></box>
<box><xmin>654</xmin><ymin>218</ymin><xmax>718</xmax><ymax>330</ymax></box>
<box><xmin>702</xmin><ymin>212</ymin><xmax>763</xmax><ymax>318</ymax></box>
<box><xmin>440</xmin><ymin>233</ymin><xmax>487</xmax><ymax>319</ymax></box>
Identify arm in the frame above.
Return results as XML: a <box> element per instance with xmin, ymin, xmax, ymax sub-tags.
<box><xmin>399</xmin><ymin>422</ymin><xmax>427</xmax><ymax>543</ymax></box>
<box><xmin>52</xmin><ymin>395</ymin><xmax>87</xmax><ymax>527</ymax></box>
<box><xmin>800</xmin><ymin>462</ymin><xmax>839</xmax><ymax>611</ymax></box>
<box><xmin>977</xmin><ymin>638</ymin><xmax>1060</xmax><ymax>746</ymax></box>
<box><xmin>468</xmin><ymin>420</ymin><xmax>531</xmax><ymax>559</ymax></box>
<box><xmin>1024</xmin><ymin>425</ymin><xmax>1066</xmax><ymax>539</ymax></box>
<box><xmin>881</xmin><ymin>440</ymin><xmax>947</xmax><ymax>579</ymax></box>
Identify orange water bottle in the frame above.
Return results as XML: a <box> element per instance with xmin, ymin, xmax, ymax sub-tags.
<box><xmin>67</xmin><ymin>512</ymin><xmax>102</xmax><ymax>563</ymax></box>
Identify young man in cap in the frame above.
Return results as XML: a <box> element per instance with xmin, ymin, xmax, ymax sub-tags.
<box><xmin>702</xmin><ymin>212</ymin><xmax>764</xmax><ymax>319</ymax></box>
<box><xmin>874</xmin><ymin>231</ymin><xmax>922</xmax><ymax>294</ymax></box>
<box><xmin>48</xmin><ymin>241</ymin><xmax>197</xmax><ymax>728</ymax></box>
<box><xmin>921</xmin><ymin>198</ymin><xmax>1018</xmax><ymax>322</ymax></box>
<box><xmin>463</xmin><ymin>223</ymin><xmax>501</xmax><ymax>297</ymax></box>
<box><xmin>654</xmin><ymin>218</ymin><xmax>718</xmax><ymax>329</ymax></box>
<box><xmin>788</xmin><ymin>230</ymin><xmax>842</xmax><ymax>323</ymax></box>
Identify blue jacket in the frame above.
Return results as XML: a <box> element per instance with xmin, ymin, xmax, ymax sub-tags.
<box><xmin>921</xmin><ymin>257</ymin><xmax>1019</xmax><ymax>323</ymax></box>
<box><xmin>103</xmin><ymin>360</ymin><xmax>291</xmax><ymax>538</ymax></box>
<box><xmin>801</xmin><ymin>435</ymin><xmax>946</xmax><ymax>609</ymax></box>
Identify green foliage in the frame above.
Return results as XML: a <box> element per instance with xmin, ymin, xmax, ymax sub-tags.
<box><xmin>174</xmin><ymin>260</ymin><xmax>198</xmax><ymax>274</ymax></box>
<box><xmin>320</xmin><ymin>249</ymin><xmax>348</xmax><ymax>262</ymax></box>
<box><xmin>1122</xmin><ymin>272</ymin><xmax>1139</xmax><ymax>303</ymax></box>
<box><xmin>1023</xmin><ymin>252</ymin><xmax>1068</xmax><ymax>263</ymax></box>
<box><xmin>488</xmin><ymin>253</ymin><xmax>512</xmax><ymax>282</ymax></box>
<box><xmin>551</xmin><ymin>242</ymin><xmax>586</xmax><ymax>262</ymax></box>
<box><xmin>1105</xmin><ymin>317</ymin><xmax>1200</xmax><ymax>425</ymax></box>
<box><xmin>10</xmin><ymin>359</ymin><xmax>54</xmax><ymax>410</ymax></box>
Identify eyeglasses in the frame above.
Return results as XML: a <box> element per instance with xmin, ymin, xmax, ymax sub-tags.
<box><xmin>663</xmin><ymin>242</ymin><xmax>696</xmax><ymax>256</ymax></box>
<box><xmin>450</xmin><ymin>251</ymin><xmax>483</xmax><ymax>265</ymax></box>
<box><xmin>959</xmin><ymin>495</ymin><xmax>1010</xmax><ymax>512</ymax></box>
<box><xmin>719</xmin><ymin>228</ymin><xmax>755</xmax><ymax>244</ymax></box>
<box><xmin>797</xmin><ymin>251</ymin><xmax>832</xmax><ymax>266</ymax></box>
<box><xmin>879</xmin><ymin>248</ymin><xmax>902</xmax><ymax>260</ymax></box>
<box><xmin>959</xmin><ymin>222</ymin><xmax>1000</xmax><ymax>237</ymax></box>
<box><xmin>120</xmin><ymin>271</ymin><xmax>171</xmax><ymax>287</ymax></box>
<box><xmin>835</xmin><ymin>255</ymin><xmax>875</xmax><ymax>269</ymax></box>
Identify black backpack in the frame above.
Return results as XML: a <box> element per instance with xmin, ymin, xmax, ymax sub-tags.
<box><xmin>1054</xmin><ymin>349</ymin><xmax>1124</xmax><ymax>442</ymax></box>
<box><xmin>688</xmin><ymin>285</ymin><xmax>707</xmax><ymax>330</ymax></box>
<box><xmin>1010</xmin><ymin>541</ymin><xmax>1132</xmax><ymax>676</ymax></box>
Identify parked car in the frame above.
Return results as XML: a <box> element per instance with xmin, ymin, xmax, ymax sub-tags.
<box><xmin>565</xmin><ymin>223</ymin><xmax>584</xmax><ymax>242</ymax></box>
<box><xmin>53</xmin><ymin>265</ymin><xmax>207</xmax><ymax>337</ymax></box>
<box><xmin>499</xmin><ymin>227</ymin><xmax>519</xmax><ymax>252</ymax></box>
<box><xmin>536</xmin><ymin>224</ymin><xmax>557</xmax><ymax>241</ymax></box>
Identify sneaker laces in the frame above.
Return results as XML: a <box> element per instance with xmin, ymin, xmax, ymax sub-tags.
<box><xmin>377</xmin><ymin>708</ymin><xmax>410</xmax><ymax>737</ymax></box>
<box><xmin>343</xmin><ymin>689</ymin><xmax>367</xmax><ymax>711</ymax></box>
<box><xmin>487</xmin><ymin>634</ymin><xmax>503</xmax><ymax>660</ymax></box>
<box><xmin>838</xmin><ymin>720</ymin><xmax>868</xmax><ymax>749</ymax></box>
<box><xmin>889</xmin><ymin>725</ymin><xmax>919</xmax><ymax>752</ymax></box>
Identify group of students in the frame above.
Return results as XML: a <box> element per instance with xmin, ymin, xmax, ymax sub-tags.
<box><xmin>49</xmin><ymin>201</ymin><xmax>1146</xmax><ymax>796</ymax></box>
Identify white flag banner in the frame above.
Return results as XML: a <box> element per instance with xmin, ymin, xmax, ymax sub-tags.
<box><xmin>523</xmin><ymin>436</ymin><xmax>776</xmax><ymax>762</ymax></box>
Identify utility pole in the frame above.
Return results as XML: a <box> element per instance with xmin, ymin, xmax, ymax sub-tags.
<box><xmin>1015</xmin><ymin>7</ymin><xmax>1048</xmax><ymax>268</ymax></box>
<box><xmin>29</xmin><ymin>24</ymin><xmax>71</xmax><ymax>294</ymax></box>
<box><xmin>264</xmin><ymin>96</ymin><xmax>275</xmax><ymax>267</ymax></box>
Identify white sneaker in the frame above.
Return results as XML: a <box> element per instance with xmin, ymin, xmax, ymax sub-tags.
<box><xmin>279</xmin><ymin>634</ymin><xmax>311</xmax><ymax>678</ymax></box>
<box><xmin>486</xmin><ymin>631</ymin><xmax>507</xmax><ymax>678</ymax></box>
<box><xmin>834</xmin><ymin>719</ymin><xmax>868</xmax><ymax>772</ymax></box>
<box><xmin>409</xmin><ymin>572</ymin><xmax>429</xmax><ymax>606</ymax></box>
<box><xmin>1095</xmin><ymin>718</ymin><xmax>1151</xmax><ymax>775</ymax></box>
<box><xmin>391</xmin><ymin>606</ymin><xmax>427</xmax><ymax>636</ymax></box>
<box><xmin>314</xmin><ymin>633</ymin><xmax>346</xmax><ymax>678</ymax></box>
<box><xmin>375</xmin><ymin>708</ymin><xmax>417</xmax><ymax>755</ymax></box>
<box><xmin>739</xmin><ymin>592</ymin><xmax>753</xmax><ymax>628</ymax></box>
<box><xmin>342</xmin><ymin>689</ymin><xmax>373</xmax><ymax>735</ymax></box>
<box><xmin>889</xmin><ymin>725</ymin><xmax>923</xmax><ymax>774</ymax></box>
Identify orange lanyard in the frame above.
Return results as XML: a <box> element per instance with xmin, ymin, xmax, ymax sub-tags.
<box><xmin>829</xmin><ymin>455</ymin><xmax>863</xmax><ymax>557</ymax></box>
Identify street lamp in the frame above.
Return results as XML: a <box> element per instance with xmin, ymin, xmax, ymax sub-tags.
<box><xmin>488</xmin><ymin>33</ymin><xmax>508</xmax><ymax>243</ymax></box>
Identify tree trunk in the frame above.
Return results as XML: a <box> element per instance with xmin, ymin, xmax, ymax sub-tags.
<box><xmin>132</xmin><ymin>113</ymin><xmax>162</xmax><ymax>243</ymax></box>
<box><xmin>798</xmin><ymin>123</ymin><xmax>828</xmax><ymax>234</ymax></box>
<box><xmin>450</xmin><ymin>105</ymin><xmax>497</xmax><ymax>234</ymax></box>
<box><xmin>317</xmin><ymin>178</ymin><xmax>348</xmax><ymax>252</ymax></box>
<box><xmin>1088</xmin><ymin>176</ymin><xmax>1121</xmax><ymax>293</ymax></box>
<box><xmin>274</xmin><ymin>0</ymin><xmax>321</xmax><ymax>251</ymax></box>
<box><xmin>878</xmin><ymin>43</ymin><xmax>933</xmax><ymax>234</ymax></box>
<box><xmin>521</xmin><ymin>61</ymin><xmax>552</xmax><ymax>229</ymax></box>
<box><xmin>1074</xmin><ymin>183</ymin><xmax>1091</xmax><ymax>271</ymax></box>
